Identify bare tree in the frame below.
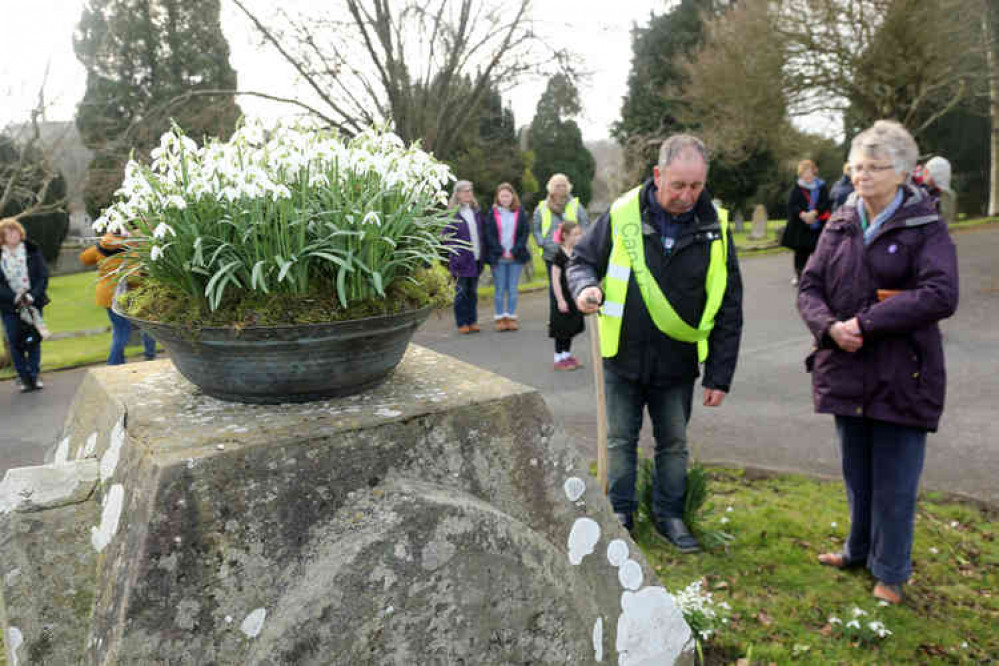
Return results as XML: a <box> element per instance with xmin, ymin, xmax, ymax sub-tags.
<box><xmin>0</xmin><ymin>77</ymin><xmax>68</xmax><ymax>221</ymax></box>
<box><xmin>230</xmin><ymin>0</ymin><xmax>573</xmax><ymax>159</ymax></box>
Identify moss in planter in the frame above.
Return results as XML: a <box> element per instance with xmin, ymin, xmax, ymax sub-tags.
<box><xmin>119</xmin><ymin>264</ymin><xmax>453</xmax><ymax>329</ymax></box>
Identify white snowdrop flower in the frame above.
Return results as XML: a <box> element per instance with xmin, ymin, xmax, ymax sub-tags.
<box><xmin>846</xmin><ymin>620</ymin><xmax>860</xmax><ymax>630</ymax></box>
<box><xmin>950</xmin><ymin>521</ymin><xmax>959</xmax><ymax>528</ymax></box>
<box><xmin>878</xmin><ymin>600</ymin><xmax>890</xmax><ymax>607</ymax></box>
<box><xmin>831</xmin><ymin>521</ymin><xmax>838</xmax><ymax>528</ymax></box>
<box><xmin>929</xmin><ymin>547</ymin><xmax>939</xmax><ymax>555</ymax></box>
<box><xmin>150</xmin><ymin>245</ymin><xmax>163</xmax><ymax>261</ymax></box>
<box><xmin>961</xmin><ymin>641</ymin><xmax>968</xmax><ymax>649</ymax></box>
<box><xmin>720</xmin><ymin>517</ymin><xmax>730</xmax><ymax>524</ymax></box>
<box><xmin>153</xmin><ymin>223</ymin><xmax>176</xmax><ymax>239</ymax></box>
<box><xmin>165</xmin><ymin>195</ymin><xmax>187</xmax><ymax>210</ymax></box>
<box><xmin>851</xmin><ymin>607</ymin><xmax>868</xmax><ymax>617</ymax></box>
<box><xmin>828</xmin><ymin>617</ymin><xmax>841</xmax><ymax>625</ymax></box>
<box><xmin>726</xmin><ymin>506</ymin><xmax>734</xmax><ymax>513</ymax></box>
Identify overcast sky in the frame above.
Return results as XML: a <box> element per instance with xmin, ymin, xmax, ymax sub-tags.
<box><xmin>0</xmin><ymin>0</ymin><xmax>679</xmax><ymax>141</ymax></box>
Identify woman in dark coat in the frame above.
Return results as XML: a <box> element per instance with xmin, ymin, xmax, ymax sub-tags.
<box><xmin>798</xmin><ymin>120</ymin><xmax>959</xmax><ymax>605</ymax></box>
<box><xmin>0</xmin><ymin>217</ymin><xmax>50</xmax><ymax>392</ymax></box>
<box><xmin>443</xmin><ymin>180</ymin><xmax>485</xmax><ymax>334</ymax></box>
<box><xmin>482</xmin><ymin>182</ymin><xmax>531</xmax><ymax>331</ymax></box>
<box><xmin>782</xmin><ymin>159</ymin><xmax>832</xmax><ymax>284</ymax></box>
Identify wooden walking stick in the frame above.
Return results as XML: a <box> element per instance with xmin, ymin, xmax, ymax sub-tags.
<box><xmin>587</xmin><ymin>311</ymin><xmax>609</xmax><ymax>494</ymax></box>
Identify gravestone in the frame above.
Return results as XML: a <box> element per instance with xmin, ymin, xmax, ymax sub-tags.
<box><xmin>732</xmin><ymin>209</ymin><xmax>745</xmax><ymax>234</ymax></box>
<box><xmin>1</xmin><ymin>348</ymin><xmax>694</xmax><ymax>665</ymax></box>
<box><xmin>749</xmin><ymin>204</ymin><xmax>769</xmax><ymax>240</ymax></box>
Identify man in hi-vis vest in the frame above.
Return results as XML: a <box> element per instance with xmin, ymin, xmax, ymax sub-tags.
<box><xmin>568</xmin><ymin>135</ymin><xmax>743</xmax><ymax>553</ymax></box>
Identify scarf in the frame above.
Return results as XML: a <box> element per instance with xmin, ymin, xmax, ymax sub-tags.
<box><xmin>797</xmin><ymin>177</ymin><xmax>825</xmax><ymax>211</ymax></box>
<box><xmin>645</xmin><ymin>184</ymin><xmax>694</xmax><ymax>255</ymax></box>
<box><xmin>1</xmin><ymin>242</ymin><xmax>49</xmax><ymax>338</ymax></box>
<box><xmin>857</xmin><ymin>187</ymin><xmax>904</xmax><ymax>246</ymax></box>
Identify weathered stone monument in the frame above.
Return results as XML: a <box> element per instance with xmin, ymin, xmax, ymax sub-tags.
<box><xmin>749</xmin><ymin>204</ymin><xmax>769</xmax><ymax>241</ymax></box>
<box><xmin>1</xmin><ymin>347</ymin><xmax>693</xmax><ymax>664</ymax></box>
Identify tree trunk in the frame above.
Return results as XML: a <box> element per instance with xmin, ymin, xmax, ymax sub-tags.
<box><xmin>987</xmin><ymin>2</ymin><xmax>999</xmax><ymax>215</ymax></box>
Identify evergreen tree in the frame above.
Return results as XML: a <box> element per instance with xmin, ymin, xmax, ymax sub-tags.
<box><xmin>528</xmin><ymin>74</ymin><xmax>596</xmax><ymax>207</ymax></box>
<box><xmin>74</xmin><ymin>0</ymin><xmax>241</xmax><ymax>216</ymax></box>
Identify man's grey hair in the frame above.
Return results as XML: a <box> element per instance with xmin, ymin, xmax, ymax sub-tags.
<box><xmin>658</xmin><ymin>134</ymin><xmax>710</xmax><ymax>172</ymax></box>
<box><xmin>849</xmin><ymin>120</ymin><xmax>919</xmax><ymax>176</ymax></box>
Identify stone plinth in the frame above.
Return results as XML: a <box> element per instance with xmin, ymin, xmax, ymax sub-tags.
<box><xmin>1</xmin><ymin>347</ymin><xmax>693</xmax><ymax>665</ymax></box>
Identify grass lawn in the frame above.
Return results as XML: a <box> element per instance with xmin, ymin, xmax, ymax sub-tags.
<box><xmin>630</xmin><ymin>467</ymin><xmax>997</xmax><ymax>664</ymax></box>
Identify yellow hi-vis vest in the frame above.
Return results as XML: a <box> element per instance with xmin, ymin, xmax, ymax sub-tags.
<box><xmin>599</xmin><ymin>187</ymin><xmax>729</xmax><ymax>363</ymax></box>
<box><xmin>539</xmin><ymin>197</ymin><xmax>580</xmax><ymax>238</ymax></box>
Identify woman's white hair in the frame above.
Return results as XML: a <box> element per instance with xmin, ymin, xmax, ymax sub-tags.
<box><xmin>849</xmin><ymin>120</ymin><xmax>919</xmax><ymax>176</ymax></box>
<box><xmin>546</xmin><ymin>173</ymin><xmax>572</xmax><ymax>195</ymax></box>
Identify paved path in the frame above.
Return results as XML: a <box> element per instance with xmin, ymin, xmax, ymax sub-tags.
<box><xmin>3</xmin><ymin>227</ymin><xmax>997</xmax><ymax>504</ymax></box>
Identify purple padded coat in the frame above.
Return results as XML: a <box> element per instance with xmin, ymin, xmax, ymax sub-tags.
<box><xmin>443</xmin><ymin>208</ymin><xmax>484</xmax><ymax>278</ymax></box>
<box><xmin>797</xmin><ymin>185</ymin><xmax>958</xmax><ymax>432</ymax></box>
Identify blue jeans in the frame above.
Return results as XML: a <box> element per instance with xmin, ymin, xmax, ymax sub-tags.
<box><xmin>453</xmin><ymin>276</ymin><xmax>479</xmax><ymax>327</ymax></box>
<box><xmin>492</xmin><ymin>260</ymin><xmax>523</xmax><ymax>317</ymax></box>
<box><xmin>107</xmin><ymin>308</ymin><xmax>157</xmax><ymax>365</ymax></box>
<box><xmin>2</xmin><ymin>309</ymin><xmax>42</xmax><ymax>382</ymax></box>
<box><xmin>606</xmin><ymin>367</ymin><xmax>694</xmax><ymax>522</ymax></box>
<box><xmin>835</xmin><ymin>415</ymin><xmax>927</xmax><ymax>584</ymax></box>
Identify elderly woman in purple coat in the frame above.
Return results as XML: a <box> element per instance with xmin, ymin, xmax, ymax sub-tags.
<box><xmin>443</xmin><ymin>180</ymin><xmax>485</xmax><ymax>334</ymax></box>
<box><xmin>798</xmin><ymin>120</ymin><xmax>959</xmax><ymax>605</ymax></box>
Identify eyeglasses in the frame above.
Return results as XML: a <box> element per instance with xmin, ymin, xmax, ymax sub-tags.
<box><xmin>850</xmin><ymin>163</ymin><xmax>895</xmax><ymax>175</ymax></box>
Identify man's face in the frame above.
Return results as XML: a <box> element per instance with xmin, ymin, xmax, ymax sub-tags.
<box><xmin>654</xmin><ymin>156</ymin><xmax>707</xmax><ymax>215</ymax></box>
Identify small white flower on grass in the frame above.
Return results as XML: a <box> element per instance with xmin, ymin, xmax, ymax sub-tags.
<box><xmin>851</xmin><ymin>607</ymin><xmax>868</xmax><ymax>618</ymax></box>
<box><xmin>961</xmin><ymin>641</ymin><xmax>969</xmax><ymax>649</ymax></box>
<box><xmin>929</xmin><ymin>547</ymin><xmax>939</xmax><ymax>555</ymax></box>
<box><xmin>846</xmin><ymin>619</ymin><xmax>861</xmax><ymax>630</ymax></box>
<box><xmin>830</xmin><ymin>521</ymin><xmax>838</xmax><ymax>528</ymax></box>
<box><xmin>828</xmin><ymin>617</ymin><xmax>842</xmax><ymax>624</ymax></box>
<box><xmin>153</xmin><ymin>222</ymin><xmax>176</xmax><ymax>239</ymax></box>
<box><xmin>950</xmin><ymin>520</ymin><xmax>959</xmax><ymax>528</ymax></box>
<box><xmin>726</xmin><ymin>506</ymin><xmax>734</xmax><ymax>513</ymax></box>
<box><xmin>720</xmin><ymin>517</ymin><xmax>730</xmax><ymax>524</ymax></box>
<box><xmin>150</xmin><ymin>245</ymin><xmax>163</xmax><ymax>261</ymax></box>
<box><xmin>877</xmin><ymin>600</ymin><xmax>890</xmax><ymax>607</ymax></box>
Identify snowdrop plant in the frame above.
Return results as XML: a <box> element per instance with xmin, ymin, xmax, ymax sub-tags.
<box><xmin>672</xmin><ymin>580</ymin><xmax>730</xmax><ymax>645</ymax></box>
<box><xmin>827</xmin><ymin>606</ymin><xmax>893</xmax><ymax>643</ymax></box>
<box><xmin>94</xmin><ymin>120</ymin><xmax>455</xmax><ymax>312</ymax></box>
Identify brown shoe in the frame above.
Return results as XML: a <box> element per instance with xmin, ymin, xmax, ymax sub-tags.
<box><xmin>818</xmin><ymin>552</ymin><xmax>850</xmax><ymax>569</ymax></box>
<box><xmin>873</xmin><ymin>581</ymin><xmax>903</xmax><ymax>605</ymax></box>
<box><xmin>458</xmin><ymin>325</ymin><xmax>471</xmax><ymax>334</ymax></box>
<box><xmin>506</xmin><ymin>318</ymin><xmax>519</xmax><ymax>331</ymax></box>
<box><xmin>468</xmin><ymin>323</ymin><xmax>480</xmax><ymax>333</ymax></box>
<box><xmin>495</xmin><ymin>318</ymin><xmax>508</xmax><ymax>331</ymax></box>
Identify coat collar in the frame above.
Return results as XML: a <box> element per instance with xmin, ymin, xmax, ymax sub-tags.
<box><xmin>829</xmin><ymin>184</ymin><xmax>939</xmax><ymax>235</ymax></box>
<box><xmin>638</xmin><ymin>179</ymin><xmax>719</xmax><ymax>235</ymax></box>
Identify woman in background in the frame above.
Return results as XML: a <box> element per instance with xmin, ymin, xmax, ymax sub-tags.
<box><xmin>0</xmin><ymin>217</ymin><xmax>50</xmax><ymax>392</ymax></box>
<box><xmin>782</xmin><ymin>159</ymin><xmax>832</xmax><ymax>285</ymax></box>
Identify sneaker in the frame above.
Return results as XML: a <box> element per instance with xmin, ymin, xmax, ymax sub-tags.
<box><xmin>19</xmin><ymin>377</ymin><xmax>37</xmax><ymax>393</ymax></box>
<box><xmin>654</xmin><ymin>517</ymin><xmax>701</xmax><ymax>553</ymax></box>
<box><xmin>565</xmin><ymin>356</ymin><xmax>583</xmax><ymax>370</ymax></box>
<box><xmin>33</xmin><ymin>377</ymin><xmax>43</xmax><ymax>390</ymax></box>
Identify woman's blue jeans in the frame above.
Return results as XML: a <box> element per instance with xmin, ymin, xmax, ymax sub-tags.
<box><xmin>605</xmin><ymin>368</ymin><xmax>694</xmax><ymax>523</ymax></box>
<box><xmin>107</xmin><ymin>308</ymin><xmax>156</xmax><ymax>365</ymax></box>
<box><xmin>493</xmin><ymin>260</ymin><xmax>523</xmax><ymax>317</ymax></box>
<box><xmin>835</xmin><ymin>415</ymin><xmax>927</xmax><ymax>584</ymax></box>
<box><xmin>2</xmin><ymin>309</ymin><xmax>42</xmax><ymax>381</ymax></box>
<box><xmin>453</xmin><ymin>276</ymin><xmax>479</xmax><ymax>327</ymax></box>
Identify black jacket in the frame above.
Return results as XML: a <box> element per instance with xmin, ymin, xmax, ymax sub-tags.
<box><xmin>0</xmin><ymin>239</ymin><xmax>50</xmax><ymax>314</ymax></box>
<box><xmin>482</xmin><ymin>206</ymin><xmax>532</xmax><ymax>265</ymax></box>
<box><xmin>781</xmin><ymin>182</ymin><xmax>831</xmax><ymax>252</ymax></box>
<box><xmin>567</xmin><ymin>182</ymin><xmax>743</xmax><ymax>391</ymax></box>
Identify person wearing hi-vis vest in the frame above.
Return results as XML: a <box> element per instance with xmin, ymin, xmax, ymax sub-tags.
<box><xmin>532</xmin><ymin>174</ymin><xmax>589</xmax><ymax>333</ymax></box>
<box><xmin>567</xmin><ymin>134</ymin><xmax>743</xmax><ymax>553</ymax></box>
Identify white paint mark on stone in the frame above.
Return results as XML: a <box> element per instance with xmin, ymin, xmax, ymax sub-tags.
<box><xmin>240</xmin><ymin>607</ymin><xmax>267</xmax><ymax>638</ymax></box>
<box><xmin>616</xmin><ymin>587</ymin><xmax>691</xmax><ymax>666</ymax></box>
<box><xmin>81</xmin><ymin>432</ymin><xmax>98</xmax><ymax>459</ymax></box>
<box><xmin>90</xmin><ymin>484</ymin><xmax>125</xmax><ymax>553</ymax></box>
<box><xmin>567</xmin><ymin>517</ymin><xmax>601</xmax><ymax>565</ymax></box>
<box><xmin>618</xmin><ymin>559</ymin><xmax>643</xmax><ymax>591</ymax></box>
<box><xmin>606</xmin><ymin>539</ymin><xmax>629</xmax><ymax>568</ymax></box>
<box><xmin>375</xmin><ymin>408</ymin><xmax>402</xmax><ymax>418</ymax></box>
<box><xmin>529</xmin><ymin>458</ymin><xmax>538</xmax><ymax>467</ymax></box>
<box><xmin>225</xmin><ymin>615</ymin><xmax>233</xmax><ymax>624</ymax></box>
<box><xmin>593</xmin><ymin>617</ymin><xmax>604</xmax><ymax>662</ymax></box>
<box><xmin>216</xmin><ymin>444</ymin><xmax>225</xmax><ymax>451</ymax></box>
<box><xmin>4</xmin><ymin>568</ymin><xmax>21</xmax><ymax>586</ymax></box>
<box><xmin>7</xmin><ymin>626</ymin><xmax>23</xmax><ymax>666</ymax></box>
<box><xmin>54</xmin><ymin>437</ymin><xmax>70</xmax><ymax>465</ymax></box>
<box><xmin>99</xmin><ymin>418</ymin><xmax>126</xmax><ymax>482</ymax></box>
<box><xmin>563</xmin><ymin>477</ymin><xmax>586</xmax><ymax>502</ymax></box>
